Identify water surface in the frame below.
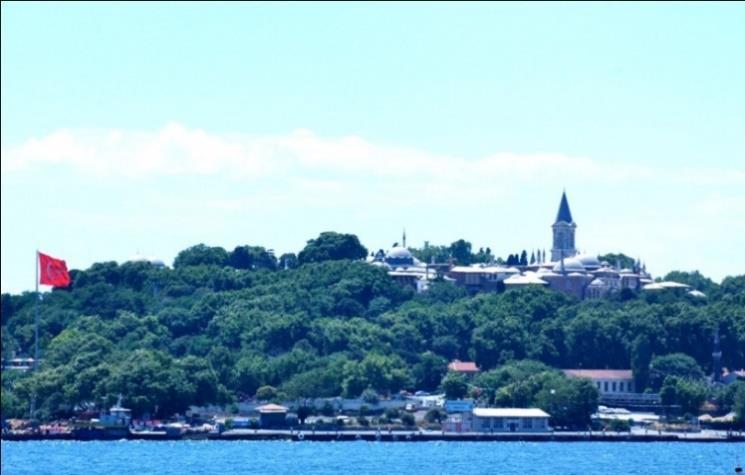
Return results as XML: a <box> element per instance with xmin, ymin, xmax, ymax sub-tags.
<box><xmin>2</xmin><ymin>440</ymin><xmax>743</xmax><ymax>475</ymax></box>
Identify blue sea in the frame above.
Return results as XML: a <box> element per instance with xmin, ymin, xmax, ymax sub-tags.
<box><xmin>2</xmin><ymin>441</ymin><xmax>744</xmax><ymax>475</ymax></box>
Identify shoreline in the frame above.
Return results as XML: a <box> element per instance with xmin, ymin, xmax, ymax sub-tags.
<box><xmin>3</xmin><ymin>429</ymin><xmax>744</xmax><ymax>443</ymax></box>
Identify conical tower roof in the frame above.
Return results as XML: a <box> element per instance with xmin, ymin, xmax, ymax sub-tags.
<box><xmin>555</xmin><ymin>191</ymin><xmax>574</xmax><ymax>224</ymax></box>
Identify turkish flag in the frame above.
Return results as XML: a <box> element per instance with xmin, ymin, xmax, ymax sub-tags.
<box><xmin>38</xmin><ymin>252</ymin><xmax>71</xmax><ymax>287</ymax></box>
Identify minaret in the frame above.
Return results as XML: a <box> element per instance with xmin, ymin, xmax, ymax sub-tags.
<box><xmin>402</xmin><ymin>229</ymin><xmax>407</xmax><ymax>248</ymax></box>
<box><xmin>551</xmin><ymin>191</ymin><xmax>578</xmax><ymax>262</ymax></box>
<box><xmin>712</xmin><ymin>328</ymin><xmax>722</xmax><ymax>383</ymax></box>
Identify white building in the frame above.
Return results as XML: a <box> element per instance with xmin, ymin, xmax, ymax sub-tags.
<box><xmin>563</xmin><ymin>369</ymin><xmax>636</xmax><ymax>394</ymax></box>
<box><xmin>369</xmin><ymin>234</ymin><xmax>451</xmax><ymax>292</ymax></box>
<box><xmin>472</xmin><ymin>408</ymin><xmax>551</xmax><ymax>433</ymax></box>
<box><xmin>445</xmin><ymin>407</ymin><xmax>551</xmax><ymax>433</ymax></box>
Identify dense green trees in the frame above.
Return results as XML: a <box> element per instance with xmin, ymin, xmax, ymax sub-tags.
<box><xmin>660</xmin><ymin>376</ymin><xmax>708</xmax><ymax>415</ymax></box>
<box><xmin>1</xmin><ymin>238</ymin><xmax>744</xmax><ymax>422</ymax></box>
<box><xmin>174</xmin><ymin>244</ymin><xmax>229</xmax><ymax>268</ymax></box>
<box><xmin>472</xmin><ymin>361</ymin><xmax>599</xmax><ymax>428</ymax></box>
<box><xmin>598</xmin><ymin>253</ymin><xmax>636</xmax><ymax>270</ymax></box>
<box><xmin>441</xmin><ymin>372</ymin><xmax>469</xmax><ymax>400</ymax></box>
<box><xmin>298</xmin><ymin>232</ymin><xmax>368</xmax><ymax>264</ymax></box>
<box><xmin>229</xmin><ymin>246</ymin><xmax>277</xmax><ymax>271</ymax></box>
<box><xmin>649</xmin><ymin>353</ymin><xmax>705</xmax><ymax>390</ymax></box>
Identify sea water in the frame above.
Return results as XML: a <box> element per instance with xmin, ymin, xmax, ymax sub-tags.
<box><xmin>2</xmin><ymin>440</ymin><xmax>743</xmax><ymax>475</ymax></box>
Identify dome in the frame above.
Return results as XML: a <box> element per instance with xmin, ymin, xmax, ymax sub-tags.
<box><xmin>576</xmin><ymin>254</ymin><xmax>601</xmax><ymax>269</ymax></box>
<box><xmin>386</xmin><ymin>247</ymin><xmax>413</xmax><ymax>260</ymax></box>
<box><xmin>589</xmin><ymin>278</ymin><xmax>606</xmax><ymax>287</ymax></box>
<box><xmin>385</xmin><ymin>246</ymin><xmax>414</xmax><ymax>266</ymax></box>
<box><xmin>127</xmin><ymin>255</ymin><xmax>165</xmax><ymax>267</ymax></box>
<box><xmin>552</xmin><ymin>257</ymin><xmax>586</xmax><ymax>273</ymax></box>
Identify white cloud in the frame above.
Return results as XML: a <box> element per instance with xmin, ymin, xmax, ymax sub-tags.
<box><xmin>0</xmin><ymin>123</ymin><xmax>620</xmax><ymax>183</ymax></box>
<box><xmin>693</xmin><ymin>193</ymin><xmax>745</xmax><ymax>216</ymax></box>
<box><xmin>2</xmin><ymin>123</ymin><xmax>743</xmax><ymax>205</ymax></box>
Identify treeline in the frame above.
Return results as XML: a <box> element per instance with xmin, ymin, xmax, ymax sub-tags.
<box><xmin>1</xmin><ymin>233</ymin><xmax>744</xmax><ymax>423</ymax></box>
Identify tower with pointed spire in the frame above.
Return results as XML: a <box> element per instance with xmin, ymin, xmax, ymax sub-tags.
<box><xmin>551</xmin><ymin>191</ymin><xmax>578</xmax><ymax>262</ymax></box>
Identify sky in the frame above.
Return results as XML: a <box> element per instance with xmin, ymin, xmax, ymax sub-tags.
<box><xmin>2</xmin><ymin>2</ymin><xmax>744</xmax><ymax>293</ymax></box>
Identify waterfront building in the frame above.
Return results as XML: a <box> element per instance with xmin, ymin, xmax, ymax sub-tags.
<box><xmin>257</xmin><ymin>404</ymin><xmax>289</xmax><ymax>429</ymax></box>
<box><xmin>471</xmin><ymin>408</ymin><xmax>551</xmax><ymax>433</ymax></box>
<box><xmin>445</xmin><ymin>408</ymin><xmax>551</xmax><ymax>433</ymax></box>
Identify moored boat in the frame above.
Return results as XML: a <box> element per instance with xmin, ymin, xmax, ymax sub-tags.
<box><xmin>72</xmin><ymin>396</ymin><xmax>131</xmax><ymax>441</ymax></box>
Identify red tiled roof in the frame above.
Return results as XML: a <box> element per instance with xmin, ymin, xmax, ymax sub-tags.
<box><xmin>563</xmin><ymin>369</ymin><xmax>633</xmax><ymax>380</ymax></box>
<box><xmin>448</xmin><ymin>360</ymin><xmax>480</xmax><ymax>373</ymax></box>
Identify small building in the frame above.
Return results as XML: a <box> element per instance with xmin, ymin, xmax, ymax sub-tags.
<box><xmin>409</xmin><ymin>394</ymin><xmax>444</xmax><ymax>409</ymax></box>
<box><xmin>563</xmin><ymin>369</ymin><xmax>636</xmax><ymax>395</ymax></box>
<box><xmin>448</xmin><ymin>360</ymin><xmax>480</xmax><ymax>376</ymax></box>
<box><xmin>471</xmin><ymin>408</ymin><xmax>551</xmax><ymax>433</ymax></box>
<box><xmin>2</xmin><ymin>357</ymin><xmax>34</xmax><ymax>371</ymax></box>
<box><xmin>448</xmin><ymin>265</ymin><xmax>520</xmax><ymax>293</ymax></box>
<box><xmin>257</xmin><ymin>404</ymin><xmax>288</xmax><ymax>428</ymax></box>
<box><xmin>722</xmin><ymin>369</ymin><xmax>745</xmax><ymax>385</ymax></box>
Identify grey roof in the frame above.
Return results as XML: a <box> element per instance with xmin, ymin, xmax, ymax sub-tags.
<box><xmin>555</xmin><ymin>191</ymin><xmax>574</xmax><ymax>224</ymax></box>
<box><xmin>473</xmin><ymin>408</ymin><xmax>550</xmax><ymax>418</ymax></box>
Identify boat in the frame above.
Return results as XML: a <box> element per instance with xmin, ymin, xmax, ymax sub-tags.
<box><xmin>72</xmin><ymin>396</ymin><xmax>131</xmax><ymax>440</ymax></box>
<box><xmin>129</xmin><ymin>422</ymin><xmax>185</xmax><ymax>440</ymax></box>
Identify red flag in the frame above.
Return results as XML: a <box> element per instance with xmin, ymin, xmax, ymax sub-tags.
<box><xmin>38</xmin><ymin>252</ymin><xmax>71</xmax><ymax>287</ymax></box>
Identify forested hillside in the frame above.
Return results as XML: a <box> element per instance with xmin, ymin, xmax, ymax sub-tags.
<box><xmin>2</xmin><ymin>239</ymin><xmax>744</xmax><ymax>421</ymax></box>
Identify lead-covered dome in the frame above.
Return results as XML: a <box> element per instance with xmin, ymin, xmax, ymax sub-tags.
<box><xmin>575</xmin><ymin>253</ymin><xmax>601</xmax><ymax>270</ymax></box>
<box><xmin>385</xmin><ymin>246</ymin><xmax>414</xmax><ymax>266</ymax></box>
<box><xmin>552</xmin><ymin>257</ymin><xmax>586</xmax><ymax>273</ymax></box>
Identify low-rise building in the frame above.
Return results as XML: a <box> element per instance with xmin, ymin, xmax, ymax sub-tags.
<box><xmin>444</xmin><ymin>407</ymin><xmax>551</xmax><ymax>433</ymax></box>
<box><xmin>471</xmin><ymin>408</ymin><xmax>551</xmax><ymax>433</ymax></box>
<box><xmin>257</xmin><ymin>404</ymin><xmax>288</xmax><ymax>428</ymax></box>
<box><xmin>563</xmin><ymin>369</ymin><xmax>636</xmax><ymax>395</ymax></box>
<box><xmin>447</xmin><ymin>360</ymin><xmax>480</xmax><ymax>377</ymax></box>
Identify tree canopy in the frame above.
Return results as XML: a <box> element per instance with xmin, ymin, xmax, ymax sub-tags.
<box><xmin>1</xmin><ymin>238</ymin><xmax>743</xmax><ymax>423</ymax></box>
<box><xmin>298</xmin><ymin>232</ymin><xmax>368</xmax><ymax>264</ymax></box>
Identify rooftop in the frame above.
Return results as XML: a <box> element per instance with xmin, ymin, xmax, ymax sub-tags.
<box><xmin>554</xmin><ymin>191</ymin><xmax>574</xmax><ymax>224</ymax></box>
<box><xmin>257</xmin><ymin>404</ymin><xmax>289</xmax><ymax>414</ymax></box>
<box><xmin>563</xmin><ymin>369</ymin><xmax>633</xmax><ymax>380</ymax></box>
<box><xmin>473</xmin><ymin>408</ymin><xmax>550</xmax><ymax>418</ymax></box>
<box><xmin>448</xmin><ymin>360</ymin><xmax>479</xmax><ymax>373</ymax></box>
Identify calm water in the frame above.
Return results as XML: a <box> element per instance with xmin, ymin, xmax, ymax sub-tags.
<box><xmin>2</xmin><ymin>441</ymin><xmax>744</xmax><ymax>475</ymax></box>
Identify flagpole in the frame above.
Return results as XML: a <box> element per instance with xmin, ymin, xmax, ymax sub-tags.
<box><xmin>31</xmin><ymin>249</ymin><xmax>39</xmax><ymax>421</ymax></box>
<box><xmin>34</xmin><ymin>249</ymin><xmax>39</xmax><ymax>371</ymax></box>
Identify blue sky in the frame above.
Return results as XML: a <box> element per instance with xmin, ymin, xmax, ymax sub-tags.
<box><xmin>2</xmin><ymin>2</ymin><xmax>744</xmax><ymax>292</ymax></box>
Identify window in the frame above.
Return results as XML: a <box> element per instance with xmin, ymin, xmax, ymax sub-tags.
<box><xmin>604</xmin><ymin>381</ymin><xmax>609</xmax><ymax>392</ymax></box>
<box><xmin>523</xmin><ymin>418</ymin><xmax>533</xmax><ymax>429</ymax></box>
<box><xmin>493</xmin><ymin>418</ymin><xmax>503</xmax><ymax>429</ymax></box>
<box><xmin>612</xmin><ymin>381</ymin><xmax>617</xmax><ymax>392</ymax></box>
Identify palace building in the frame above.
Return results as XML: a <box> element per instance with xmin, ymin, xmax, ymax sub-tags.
<box><xmin>372</xmin><ymin>191</ymin><xmax>699</xmax><ymax>300</ymax></box>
